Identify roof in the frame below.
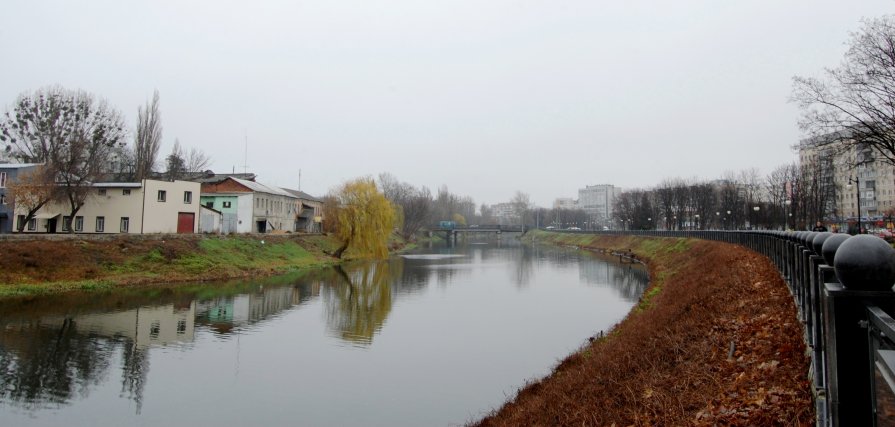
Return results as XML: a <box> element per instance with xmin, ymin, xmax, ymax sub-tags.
<box><xmin>230</xmin><ymin>177</ymin><xmax>295</xmax><ymax>198</ymax></box>
<box><xmin>281</xmin><ymin>188</ymin><xmax>321</xmax><ymax>202</ymax></box>
<box><xmin>191</xmin><ymin>172</ymin><xmax>257</xmax><ymax>184</ymax></box>
<box><xmin>0</xmin><ymin>163</ymin><xmax>42</xmax><ymax>170</ymax></box>
<box><xmin>93</xmin><ymin>182</ymin><xmax>143</xmax><ymax>188</ymax></box>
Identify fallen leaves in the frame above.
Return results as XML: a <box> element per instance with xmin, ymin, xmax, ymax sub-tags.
<box><xmin>474</xmin><ymin>237</ymin><xmax>813</xmax><ymax>427</ymax></box>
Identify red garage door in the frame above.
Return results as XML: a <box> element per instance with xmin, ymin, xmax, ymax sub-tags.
<box><xmin>177</xmin><ymin>212</ymin><xmax>195</xmax><ymax>234</ymax></box>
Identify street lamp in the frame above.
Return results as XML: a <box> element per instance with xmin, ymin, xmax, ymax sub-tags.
<box><xmin>753</xmin><ymin>206</ymin><xmax>760</xmax><ymax>230</ymax></box>
<box><xmin>694</xmin><ymin>214</ymin><xmax>700</xmax><ymax>230</ymax></box>
<box><xmin>847</xmin><ymin>176</ymin><xmax>862</xmax><ymax>234</ymax></box>
<box><xmin>784</xmin><ymin>199</ymin><xmax>791</xmax><ymax>230</ymax></box>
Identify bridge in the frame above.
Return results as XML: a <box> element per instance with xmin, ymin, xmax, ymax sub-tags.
<box><xmin>431</xmin><ymin>225</ymin><xmax>525</xmax><ymax>242</ymax></box>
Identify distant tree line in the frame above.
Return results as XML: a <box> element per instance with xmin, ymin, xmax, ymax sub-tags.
<box><xmin>606</xmin><ymin>164</ymin><xmax>840</xmax><ymax>231</ymax></box>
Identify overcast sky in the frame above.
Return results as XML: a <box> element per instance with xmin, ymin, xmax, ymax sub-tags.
<box><xmin>2</xmin><ymin>1</ymin><xmax>894</xmax><ymax>207</ymax></box>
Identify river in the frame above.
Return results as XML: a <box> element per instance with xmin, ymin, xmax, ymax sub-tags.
<box><xmin>0</xmin><ymin>239</ymin><xmax>647</xmax><ymax>427</ymax></box>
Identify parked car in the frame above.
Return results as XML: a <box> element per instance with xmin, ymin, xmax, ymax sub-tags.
<box><xmin>568</xmin><ymin>227</ymin><xmax>581</xmax><ymax>231</ymax></box>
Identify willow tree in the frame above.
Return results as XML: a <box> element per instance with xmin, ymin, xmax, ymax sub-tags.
<box><xmin>331</xmin><ymin>178</ymin><xmax>396</xmax><ymax>259</ymax></box>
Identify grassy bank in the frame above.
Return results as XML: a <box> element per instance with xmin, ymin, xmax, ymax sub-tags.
<box><xmin>0</xmin><ymin>234</ymin><xmax>351</xmax><ymax>298</ymax></box>
<box><xmin>474</xmin><ymin>230</ymin><xmax>813</xmax><ymax>426</ymax></box>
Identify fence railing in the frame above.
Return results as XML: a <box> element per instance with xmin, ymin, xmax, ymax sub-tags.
<box><xmin>557</xmin><ymin>229</ymin><xmax>895</xmax><ymax>426</ymax></box>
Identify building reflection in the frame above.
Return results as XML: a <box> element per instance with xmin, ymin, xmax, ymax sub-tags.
<box><xmin>0</xmin><ymin>302</ymin><xmax>195</xmax><ymax>413</ymax></box>
<box><xmin>0</xmin><ymin>242</ymin><xmax>651</xmax><ymax>417</ymax></box>
<box><xmin>194</xmin><ymin>281</ymin><xmax>321</xmax><ymax>334</ymax></box>
<box><xmin>0</xmin><ymin>274</ymin><xmax>327</xmax><ymax>413</ymax></box>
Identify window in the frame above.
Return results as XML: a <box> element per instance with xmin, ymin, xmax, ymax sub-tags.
<box><xmin>96</xmin><ymin>216</ymin><xmax>105</xmax><ymax>232</ymax></box>
<box><xmin>0</xmin><ymin>194</ymin><xmax>6</xmax><ymax>205</ymax></box>
<box><xmin>157</xmin><ymin>190</ymin><xmax>166</xmax><ymax>202</ymax></box>
<box><xmin>205</xmin><ymin>201</ymin><xmax>214</xmax><ymax>208</ymax></box>
<box><xmin>62</xmin><ymin>216</ymin><xmax>71</xmax><ymax>232</ymax></box>
<box><xmin>0</xmin><ymin>172</ymin><xmax>6</xmax><ymax>188</ymax></box>
<box><xmin>27</xmin><ymin>218</ymin><xmax>35</xmax><ymax>231</ymax></box>
<box><xmin>184</xmin><ymin>191</ymin><xmax>192</xmax><ymax>204</ymax></box>
<box><xmin>177</xmin><ymin>320</ymin><xmax>187</xmax><ymax>334</ymax></box>
<box><xmin>17</xmin><ymin>215</ymin><xmax>24</xmax><ymax>230</ymax></box>
<box><xmin>223</xmin><ymin>201</ymin><xmax>231</xmax><ymax>208</ymax></box>
<box><xmin>74</xmin><ymin>216</ymin><xmax>83</xmax><ymax>232</ymax></box>
<box><xmin>98</xmin><ymin>189</ymin><xmax>107</xmax><ymax>196</ymax></box>
<box><xmin>123</xmin><ymin>189</ymin><xmax>131</xmax><ymax>196</ymax></box>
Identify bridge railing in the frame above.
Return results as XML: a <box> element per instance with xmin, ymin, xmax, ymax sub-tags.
<box><xmin>552</xmin><ymin>228</ymin><xmax>895</xmax><ymax>427</ymax></box>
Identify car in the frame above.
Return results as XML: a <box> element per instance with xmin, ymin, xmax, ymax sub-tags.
<box><xmin>568</xmin><ymin>227</ymin><xmax>581</xmax><ymax>231</ymax></box>
<box><xmin>545</xmin><ymin>226</ymin><xmax>556</xmax><ymax>230</ymax></box>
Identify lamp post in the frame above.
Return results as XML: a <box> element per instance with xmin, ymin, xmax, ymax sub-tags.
<box><xmin>784</xmin><ymin>199</ymin><xmax>791</xmax><ymax>230</ymax></box>
<box><xmin>694</xmin><ymin>214</ymin><xmax>700</xmax><ymax>230</ymax></box>
<box><xmin>715</xmin><ymin>211</ymin><xmax>720</xmax><ymax>229</ymax></box>
<box><xmin>726</xmin><ymin>210</ymin><xmax>731</xmax><ymax>230</ymax></box>
<box><xmin>847</xmin><ymin>175</ymin><xmax>862</xmax><ymax>234</ymax></box>
<box><xmin>753</xmin><ymin>206</ymin><xmax>760</xmax><ymax>230</ymax></box>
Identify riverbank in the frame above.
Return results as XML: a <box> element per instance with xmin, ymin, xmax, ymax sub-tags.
<box><xmin>0</xmin><ymin>233</ymin><xmax>392</xmax><ymax>298</ymax></box>
<box><xmin>473</xmin><ymin>230</ymin><xmax>813</xmax><ymax>426</ymax></box>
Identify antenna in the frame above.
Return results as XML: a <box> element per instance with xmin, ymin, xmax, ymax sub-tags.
<box><xmin>298</xmin><ymin>169</ymin><xmax>301</xmax><ymax>191</ymax></box>
<box><xmin>242</xmin><ymin>130</ymin><xmax>249</xmax><ymax>174</ymax></box>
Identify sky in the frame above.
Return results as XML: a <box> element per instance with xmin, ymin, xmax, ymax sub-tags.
<box><xmin>2</xmin><ymin>1</ymin><xmax>894</xmax><ymax>208</ymax></box>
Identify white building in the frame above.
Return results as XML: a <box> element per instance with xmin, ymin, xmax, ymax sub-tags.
<box><xmin>578</xmin><ymin>184</ymin><xmax>621</xmax><ymax>223</ymax></box>
<box><xmin>553</xmin><ymin>197</ymin><xmax>577</xmax><ymax>210</ymax></box>
<box><xmin>15</xmin><ymin>179</ymin><xmax>202</xmax><ymax>234</ymax></box>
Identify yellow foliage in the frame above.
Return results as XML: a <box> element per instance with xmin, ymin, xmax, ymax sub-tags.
<box><xmin>332</xmin><ymin>178</ymin><xmax>396</xmax><ymax>259</ymax></box>
<box><xmin>451</xmin><ymin>213</ymin><xmax>467</xmax><ymax>226</ymax></box>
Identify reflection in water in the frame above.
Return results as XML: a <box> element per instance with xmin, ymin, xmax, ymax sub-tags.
<box><xmin>578</xmin><ymin>254</ymin><xmax>649</xmax><ymax>301</ymax></box>
<box><xmin>323</xmin><ymin>260</ymin><xmax>400</xmax><ymax>345</ymax></box>
<box><xmin>0</xmin><ymin>320</ymin><xmax>115</xmax><ymax>411</ymax></box>
<box><xmin>0</xmin><ymin>242</ymin><xmax>649</xmax><ymax>425</ymax></box>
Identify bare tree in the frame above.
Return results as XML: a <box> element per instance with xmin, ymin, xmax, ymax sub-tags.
<box><xmin>765</xmin><ymin>164</ymin><xmax>799</xmax><ymax>229</ymax></box>
<box><xmin>134</xmin><ymin>90</ymin><xmax>162</xmax><ymax>181</ymax></box>
<box><xmin>0</xmin><ymin>86</ymin><xmax>127</xmax><ymax>231</ymax></box>
<box><xmin>510</xmin><ymin>191</ymin><xmax>531</xmax><ymax>225</ymax></box>
<box><xmin>185</xmin><ymin>146</ymin><xmax>211</xmax><ymax>173</ymax></box>
<box><xmin>792</xmin><ymin>15</ymin><xmax>895</xmax><ymax>164</ymax></box>
<box><xmin>7</xmin><ymin>166</ymin><xmax>56</xmax><ymax>231</ymax></box>
<box><xmin>376</xmin><ymin>173</ymin><xmax>432</xmax><ymax>240</ymax></box>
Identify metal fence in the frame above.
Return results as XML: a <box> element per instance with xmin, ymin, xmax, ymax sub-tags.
<box><xmin>558</xmin><ymin>229</ymin><xmax>895</xmax><ymax>426</ymax></box>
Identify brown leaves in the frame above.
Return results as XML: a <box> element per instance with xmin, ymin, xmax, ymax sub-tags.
<box><xmin>474</xmin><ymin>238</ymin><xmax>814</xmax><ymax>427</ymax></box>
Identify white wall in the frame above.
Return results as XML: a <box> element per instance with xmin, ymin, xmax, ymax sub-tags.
<box><xmin>142</xmin><ymin>180</ymin><xmax>202</xmax><ymax>233</ymax></box>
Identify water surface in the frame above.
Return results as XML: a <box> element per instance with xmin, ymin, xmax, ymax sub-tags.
<box><xmin>0</xmin><ymin>240</ymin><xmax>647</xmax><ymax>426</ymax></box>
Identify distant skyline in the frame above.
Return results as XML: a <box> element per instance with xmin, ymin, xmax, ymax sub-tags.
<box><xmin>2</xmin><ymin>1</ymin><xmax>894</xmax><ymax>207</ymax></box>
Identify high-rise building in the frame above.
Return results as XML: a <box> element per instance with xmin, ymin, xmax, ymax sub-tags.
<box><xmin>552</xmin><ymin>198</ymin><xmax>577</xmax><ymax>210</ymax></box>
<box><xmin>577</xmin><ymin>184</ymin><xmax>620</xmax><ymax>225</ymax></box>
<box><xmin>799</xmin><ymin>136</ymin><xmax>895</xmax><ymax>230</ymax></box>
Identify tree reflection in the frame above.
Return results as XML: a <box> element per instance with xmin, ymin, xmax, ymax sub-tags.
<box><xmin>323</xmin><ymin>261</ymin><xmax>398</xmax><ymax>346</ymax></box>
<box><xmin>577</xmin><ymin>255</ymin><xmax>649</xmax><ymax>301</ymax></box>
<box><xmin>120</xmin><ymin>342</ymin><xmax>150</xmax><ymax>414</ymax></box>
<box><xmin>0</xmin><ymin>319</ymin><xmax>115</xmax><ymax>410</ymax></box>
